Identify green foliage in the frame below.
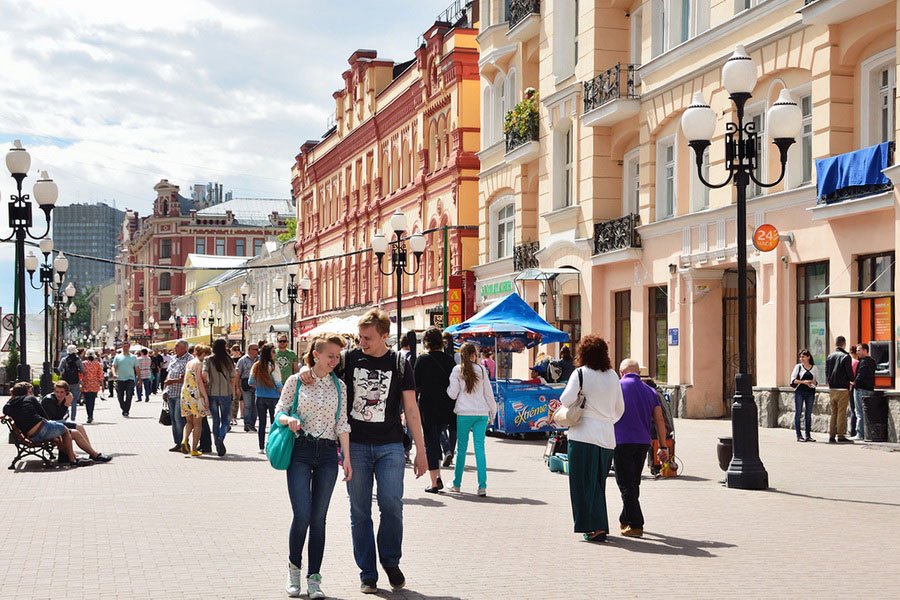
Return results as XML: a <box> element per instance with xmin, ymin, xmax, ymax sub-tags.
<box><xmin>69</xmin><ymin>288</ymin><xmax>96</xmax><ymax>335</ymax></box>
<box><xmin>277</xmin><ymin>218</ymin><xmax>297</xmax><ymax>243</ymax></box>
<box><xmin>502</xmin><ymin>89</ymin><xmax>539</xmax><ymax>138</ymax></box>
<box><xmin>5</xmin><ymin>347</ymin><xmax>19</xmax><ymax>382</ymax></box>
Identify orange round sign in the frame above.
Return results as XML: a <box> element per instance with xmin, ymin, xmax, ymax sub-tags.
<box><xmin>753</xmin><ymin>224</ymin><xmax>780</xmax><ymax>252</ymax></box>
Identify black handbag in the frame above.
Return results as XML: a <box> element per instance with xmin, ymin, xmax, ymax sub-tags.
<box><xmin>159</xmin><ymin>406</ymin><xmax>172</xmax><ymax>427</ymax></box>
<box><xmin>240</xmin><ymin>377</ymin><xmax>251</xmax><ymax>392</ymax></box>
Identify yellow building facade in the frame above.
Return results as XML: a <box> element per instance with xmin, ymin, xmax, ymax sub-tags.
<box><xmin>475</xmin><ymin>0</ymin><xmax>900</xmax><ymax>434</ymax></box>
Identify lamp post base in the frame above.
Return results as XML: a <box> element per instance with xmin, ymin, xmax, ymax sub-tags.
<box><xmin>725</xmin><ymin>373</ymin><xmax>769</xmax><ymax>490</ymax></box>
<box><xmin>40</xmin><ymin>362</ymin><xmax>53</xmax><ymax>396</ymax></box>
<box><xmin>17</xmin><ymin>363</ymin><xmax>31</xmax><ymax>385</ymax></box>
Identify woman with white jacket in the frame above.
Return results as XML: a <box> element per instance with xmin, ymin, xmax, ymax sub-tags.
<box><xmin>447</xmin><ymin>342</ymin><xmax>497</xmax><ymax>496</ymax></box>
<box><xmin>557</xmin><ymin>335</ymin><xmax>625</xmax><ymax>542</ymax></box>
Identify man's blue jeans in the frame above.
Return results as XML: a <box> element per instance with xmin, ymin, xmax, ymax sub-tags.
<box><xmin>209</xmin><ymin>395</ymin><xmax>231</xmax><ymax>441</ymax></box>
<box><xmin>855</xmin><ymin>389</ymin><xmax>872</xmax><ymax>439</ymax></box>
<box><xmin>347</xmin><ymin>442</ymin><xmax>405</xmax><ymax>582</ymax></box>
<box><xmin>166</xmin><ymin>394</ymin><xmax>185</xmax><ymax>445</ymax></box>
<box><xmin>286</xmin><ymin>436</ymin><xmax>339</xmax><ymax>576</ymax></box>
<box><xmin>242</xmin><ymin>388</ymin><xmax>257</xmax><ymax>426</ymax></box>
<box><xmin>141</xmin><ymin>378</ymin><xmax>152</xmax><ymax>401</ymax></box>
<box><xmin>69</xmin><ymin>384</ymin><xmax>81</xmax><ymax>421</ymax></box>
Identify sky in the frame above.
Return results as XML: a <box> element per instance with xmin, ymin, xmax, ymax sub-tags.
<box><xmin>0</xmin><ymin>0</ymin><xmax>454</xmax><ymax>317</ymax></box>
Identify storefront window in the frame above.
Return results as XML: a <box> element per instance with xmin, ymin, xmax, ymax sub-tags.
<box><xmin>797</xmin><ymin>262</ymin><xmax>829</xmax><ymax>368</ymax></box>
<box><xmin>858</xmin><ymin>252</ymin><xmax>895</xmax><ymax>381</ymax></box>
<box><xmin>649</xmin><ymin>286</ymin><xmax>667</xmax><ymax>382</ymax></box>
<box><xmin>558</xmin><ymin>295</ymin><xmax>581</xmax><ymax>345</ymax></box>
<box><xmin>615</xmin><ymin>290</ymin><xmax>631</xmax><ymax>368</ymax></box>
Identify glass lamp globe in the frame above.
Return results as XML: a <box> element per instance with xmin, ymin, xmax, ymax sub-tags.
<box><xmin>681</xmin><ymin>92</ymin><xmax>717</xmax><ymax>142</ymax></box>
<box><xmin>6</xmin><ymin>140</ymin><xmax>30</xmax><ymax>176</ymax></box>
<box><xmin>33</xmin><ymin>171</ymin><xmax>58</xmax><ymax>207</ymax></box>
<box><xmin>768</xmin><ymin>90</ymin><xmax>802</xmax><ymax>140</ymax></box>
<box><xmin>722</xmin><ymin>45</ymin><xmax>757</xmax><ymax>96</ymax></box>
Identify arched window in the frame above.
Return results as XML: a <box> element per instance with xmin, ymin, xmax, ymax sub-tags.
<box><xmin>491</xmin><ymin>195</ymin><xmax>516</xmax><ymax>260</ymax></box>
<box><xmin>495</xmin><ymin>74</ymin><xmax>507</xmax><ymax>145</ymax></box>
<box><xmin>391</xmin><ymin>145</ymin><xmax>401</xmax><ymax>191</ymax></box>
<box><xmin>482</xmin><ymin>85</ymin><xmax>493</xmax><ymax>146</ymax></box>
<box><xmin>401</xmin><ymin>139</ymin><xmax>411</xmax><ymax>186</ymax></box>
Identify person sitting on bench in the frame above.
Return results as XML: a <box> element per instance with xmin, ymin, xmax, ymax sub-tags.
<box><xmin>40</xmin><ymin>381</ymin><xmax>112</xmax><ymax>463</ymax></box>
<box><xmin>2</xmin><ymin>382</ymin><xmax>102</xmax><ymax>467</ymax></box>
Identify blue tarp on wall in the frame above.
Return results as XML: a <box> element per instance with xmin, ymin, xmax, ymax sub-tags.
<box><xmin>815</xmin><ymin>142</ymin><xmax>892</xmax><ymax>200</ymax></box>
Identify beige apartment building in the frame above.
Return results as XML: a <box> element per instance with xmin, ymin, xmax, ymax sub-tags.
<box><xmin>475</xmin><ymin>0</ymin><xmax>900</xmax><ymax>436</ymax></box>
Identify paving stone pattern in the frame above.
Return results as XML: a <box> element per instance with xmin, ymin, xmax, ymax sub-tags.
<box><xmin>1</xmin><ymin>391</ymin><xmax>899</xmax><ymax>599</ymax></box>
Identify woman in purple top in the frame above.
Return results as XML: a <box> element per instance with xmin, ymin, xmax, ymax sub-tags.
<box><xmin>615</xmin><ymin>359</ymin><xmax>669</xmax><ymax>538</ymax></box>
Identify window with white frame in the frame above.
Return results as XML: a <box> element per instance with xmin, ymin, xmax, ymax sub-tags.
<box><xmin>553</xmin><ymin>0</ymin><xmax>578</xmax><ymax>80</ymax></box>
<box><xmin>493</xmin><ymin>197</ymin><xmax>516</xmax><ymax>260</ymax></box>
<box><xmin>196</xmin><ymin>238</ymin><xmax>206</xmax><ymax>254</ymax></box>
<box><xmin>800</xmin><ymin>94</ymin><xmax>813</xmax><ymax>183</ymax></box>
<box><xmin>748</xmin><ymin>110</ymin><xmax>765</xmax><ymax>198</ymax></box>
<box><xmin>735</xmin><ymin>0</ymin><xmax>761</xmax><ymax>12</ymax></box>
<box><xmin>483</xmin><ymin>0</ymin><xmax>492</xmax><ymax>27</ymax></box>
<box><xmin>215</xmin><ymin>238</ymin><xmax>226</xmax><ymax>256</ymax></box>
<box><xmin>651</xmin><ymin>0</ymin><xmax>710</xmax><ymax>57</ymax></box>
<box><xmin>495</xmin><ymin>73</ymin><xmax>507</xmax><ymax>145</ymax></box>
<box><xmin>656</xmin><ymin>139</ymin><xmax>676</xmax><ymax>220</ymax></box>
<box><xmin>555</xmin><ymin>122</ymin><xmax>575</xmax><ymax>208</ymax></box>
<box><xmin>482</xmin><ymin>86</ymin><xmax>493</xmax><ymax>146</ymax></box>
<box><xmin>623</xmin><ymin>148</ymin><xmax>641</xmax><ymax>215</ymax></box>
<box><xmin>862</xmin><ymin>49</ymin><xmax>896</xmax><ymax>146</ymax></box>
<box><xmin>690</xmin><ymin>146</ymin><xmax>710</xmax><ymax>211</ymax></box>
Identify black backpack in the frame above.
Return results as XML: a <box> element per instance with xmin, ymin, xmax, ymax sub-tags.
<box><xmin>62</xmin><ymin>356</ymin><xmax>80</xmax><ymax>384</ymax></box>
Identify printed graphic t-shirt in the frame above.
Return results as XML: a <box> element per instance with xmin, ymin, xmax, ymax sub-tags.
<box><xmin>344</xmin><ymin>349</ymin><xmax>415</xmax><ymax>445</ymax></box>
<box><xmin>274</xmin><ymin>349</ymin><xmax>298</xmax><ymax>384</ymax></box>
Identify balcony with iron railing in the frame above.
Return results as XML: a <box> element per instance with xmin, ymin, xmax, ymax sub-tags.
<box><xmin>593</xmin><ymin>214</ymin><xmax>642</xmax><ymax>256</ymax></box>
<box><xmin>582</xmin><ymin>63</ymin><xmax>640</xmax><ymax>128</ymax></box>
<box><xmin>799</xmin><ymin>0</ymin><xmax>890</xmax><ymax>26</ymax></box>
<box><xmin>513</xmin><ymin>241</ymin><xmax>540</xmax><ymax>272</ymax></box>
<box><xmin>504</xmin><ymin>103</ymin><xmax>540</xmax><ymax>165</ymax></box>
<box><xmin>508</xmin><ymin>0</ymin><xmax>541</xmax><ymax>43</ymax></box>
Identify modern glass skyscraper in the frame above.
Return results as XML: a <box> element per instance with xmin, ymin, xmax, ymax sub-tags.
<box><xmin>52</xmin><ymin>202</ymin><xmax>125</xmax><ymax>290</ymax></box>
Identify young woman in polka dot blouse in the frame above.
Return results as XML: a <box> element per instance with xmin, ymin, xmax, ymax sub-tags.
<box><xmin>277</xmin><ymin>334</ymin><xmax>352</xmax><ymax>599</ymax></box>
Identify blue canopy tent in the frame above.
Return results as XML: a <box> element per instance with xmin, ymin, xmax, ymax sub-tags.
<box><xmin>445</xmin><ymin>292</ymin><xmax>569</xmax><ymax>348</ymax></box>
<box><xmin>445</xmin><ymin>293</ymin><xmax>569</xmax><ymax>435</ymax></box>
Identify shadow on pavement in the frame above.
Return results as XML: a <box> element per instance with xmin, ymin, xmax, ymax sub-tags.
<box><xmin>83</xmin><ymin>421</ymin><xmax>116</xmax><ymax>426</ymax></box>
<box><xmin>121</xmin><ymin>416</ymin><xmax>156</xmax><ymax>420</ymax></box>
<box><xmin>404</xmin><ymin>497</ymin><xmax>446</xmax><ymax>507</ymax></box>
<box><xmin>201</xmin><ymin>454</ymin><xmax>268</xmax><ymax>462</ymax></box>
<box><xmin>610</xmin><ymin>531</ymin><xmax>736</xmax><ymax>557</ymax></box>
<box><xmin>444</xmin><ymin>493</ymin><xmax>547</xmax><ymax>506</ymax></box>
<box><xmin>654</xmin><ymin>474</ymin><xmax>712</xmax><ymax>482</ymax></box>
<box><xmin>374</xmin><ymin>589</ymin><xmax>463</xmax><ymax>600</ymax></box>
<box><xmin>460</xmin><ymin>465</ymin><xmax>516</xmax><ymax>474</ymax></box>
<box><xmin>766</xmin><ymin>487</ymin><xmax>900</xmax><ymax>508</ymax></box>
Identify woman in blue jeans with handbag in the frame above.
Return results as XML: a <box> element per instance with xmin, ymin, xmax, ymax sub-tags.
<box><xmin>790</xmin><ymin>349</ymin><xmax>819</xmax><ymax>442</ymax></box>
<box><xmin>203</xmin><ymin>338</ymin><xmax>237</xmax><ymax>456</ymax></box>
<box><xmin>276</xmin><ymin>335</ymin><xmax>351</xmax><ymax>599</ymax></box>
<box><xmin>250</xmin><ymin>344</ymin><xmax>283</xmax><ymax>452</ymax></box>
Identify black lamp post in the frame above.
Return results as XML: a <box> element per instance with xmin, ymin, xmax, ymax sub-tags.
<box><xmin>201</xmin><ymin>302</ymin><xmax>221</xmax><ymax>345</ymax></box>
<box><xmin>1</xmin><ymin>141</ymin><xmax>59</xmax><ymax>382</ymax></box>
<box><xmin>53</xmin><ymin>281</ymin><xmax>77</xmax><ymax>366</ymax></box>
<box><xmin>274</xmin><ymin>273</ymin><xmax>311</xmax><ymax>350</ymax></box>
<box><xmin>372</xmin><ymin>210</ymin><xmax>426</xmax><ymax>345</ymax></box>
<box><xmin>681</xmin><ymin>45</ymin><xmax>801</xmax><ymax>490</ymax></box>
<box><xmin>144</xmin><ymin>316</ymin><xmax>159</xmax><ymax>346</ymax></box>
<box><xmin>25</xmin><ymin>240</ymin><xmax>68</xmax><ymax>395</ymax></box>
<box><xmin>230</xmin><ymin>283</ymin><xmax>256</xmax><ymax>352</ymax></box>
<box><xmin>169</xmin><ymin>308</ymin><xmax>184</xmax><ymax>339</ymax></box>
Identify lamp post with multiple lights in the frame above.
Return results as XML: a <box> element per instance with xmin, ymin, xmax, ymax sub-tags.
<box><xmin>273</xmin><ymin>273</ymin><xmax>311</xmax><ymax>351</ymax></box>
<box><xmin>25</xmin><ymin>241</ymin><xmax>68</xmax><ymax>394</ymax></box>
<box><xmin>371</xmin><ymin>210</ymin><xmax>426</xmax><ymax>345</ymax></box>
<box><xmin>200</xmin><ymin>302</ymin><xmax>220</xmax><ymax>345</ymax></box>
<box><xmin>680</xmin><ymin>45</ymin><xmax>801</xmax><ymax>490</ymax></box>
<box><xmin>230</xmin><ymin>283</ymin><xmax>256</xmax><ymax>352</ymax></box>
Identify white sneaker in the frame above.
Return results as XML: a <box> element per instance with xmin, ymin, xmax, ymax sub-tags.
<box><xmin>449</xmin><ymin>485</ymin><xmax>460</xmax><ymax>493</ymax></box>
<box><xmin>307</xmin><ymin>574</ymin><xmax>325</xmax><ymax>599</ymax></box>
<box><xmin>477</xmin><ymin>487</ymin><xmax>487</xmax><ymax>497</ymax></box>
<box><xmin>285</xmin><ymin>562</ymin><xmax>302</xmax><ymax>598</ymax></box>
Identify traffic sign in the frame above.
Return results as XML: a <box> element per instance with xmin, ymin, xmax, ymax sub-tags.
<box><xmin>2</xmin><ymin>314</ymin><xmax>16</xmax><ymax>332</ymax></box>
<box><xmin>753</xmin><ymin>224</ymin><xmax>780</xmax><ymax>252</ymax></box>
<box><xmin>1</xmin><ymin>335</ymin><xmax>14</xmax><ymax>352</ymax></box>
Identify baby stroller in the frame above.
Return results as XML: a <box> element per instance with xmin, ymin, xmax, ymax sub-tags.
<box><xmin>648</xmin><ymin>387</ymin><xmax>678</xmax><ymax>478</ymax></box>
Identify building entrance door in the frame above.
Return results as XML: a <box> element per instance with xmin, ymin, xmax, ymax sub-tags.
<box><xmin>723</xmin><ymin>269</ymin><xmax>756</xmax><ymax>414</ymax></box>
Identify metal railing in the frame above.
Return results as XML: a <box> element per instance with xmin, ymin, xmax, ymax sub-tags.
<box><xmin>504</xmin><ymin>113</ymin><xmax>539</xmax><ymax>153</ymax></box>
<box><xmin>509</xmin><ymin>0</ymin><xmax>541</xmax><ymax>30</ymax></box>
<box><xmin>593</xmin><ymin>214</ymin><xmax>642</xmax><ymax>255</ymax></box>
<box><xmin>583</xmin><ymin>64</ymin><xmax>640</xmax><ymax>113</ymax></box>
<box><xmin>418</xmin><ymin>0</ymin><xmax>473</xmax><ymax>47</ymax></box>
<box><xmin>513</xmin><ymin>241</ymin><xmax>540</xmax><ymax>272</ymax></box>
<box><xmin>818</xmin><ymin>142</ymin><xmax>894</xmax><ymax>205</ymax></box>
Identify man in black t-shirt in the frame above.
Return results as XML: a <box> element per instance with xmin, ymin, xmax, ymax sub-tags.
<box><xmin>40</xmin><ymin>381</ymin><xmax>112</xmax><ymax>463</ymax></box>
<box><xmin>301</xmin><ymin>309</ymin><xmax>426</xmax><ymax>594</ymax></box>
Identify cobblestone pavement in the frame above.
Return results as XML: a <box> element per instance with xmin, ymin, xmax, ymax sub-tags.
<box><xmin>1</xmin><ymin>391</ymin><xmax>898</xmax><ymax>600</ymax></box>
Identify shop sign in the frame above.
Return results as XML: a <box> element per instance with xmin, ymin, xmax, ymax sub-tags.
<box><xmin>752</xmin><ymin>224</ymin><xmax>780</xmax><ymax>252</ymax></box>
<box><xmin>480</xmin><ymin>280</ymin><xmax>513</xmax><ymax>297</ymax></box>
<box><xmin>874</xmin><ymin>297</ymin><xmax>892</xmax><ymax>339</ymax></box>
<box><xmin>430</xmin><ymin>313</ymin><xmax>444</xmax><ymax>327</ymax></box>
<box><xmin>668</xmin><ymin>328</ymin><xmax>679</xmax><ymax>346</ymax></box>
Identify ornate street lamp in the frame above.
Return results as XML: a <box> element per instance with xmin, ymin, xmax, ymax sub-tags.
<box><xmin>25</xmin><ymin>240</ymin><xmax>68</xmax><ymax>394</ymax></box>
<box><xmin>372</xmin><ymin>210</ymin><xmax>426</xmax><ymax>344</ymax></box>
<box><xmin>200</xmin><ymin>302</ymin><xmax>220</xmax><ymax>345</ymax></box>
<box><xmin>274</xmin><ymin>273</ymin><xmax>311</xmax><ymax>350</ymax></box>
<box><xmin>1</xmin><ymin>140</ymin><xmax>58</xmax><ymax>381</ymax></box>
<box><xmin>53</xmin><ymin>281</ymin><xmax>77</xmax><ymax>365</ymax></box>
<box><xmin>168</xmin><ymin>308</ymin><xmax>184</xmax><ymax>338</ymax></box>
<box><xmin>231</xmin><ymin>282</ymin><xmax>256</xmax><ymax>352</ymax></box>
<box><xmin>681</xmin><ymin>45</ymin><xmax>801</xmax><ymax>490</ymax></box>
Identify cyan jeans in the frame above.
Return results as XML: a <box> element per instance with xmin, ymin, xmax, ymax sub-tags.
<box><xmin>209</xmin><ymin>395</ymin><xmax>232</xmax><ymax>441</ymax></box>
<box><xmin>256</xmin><ymin>395</ymin><xmax>279</xmax><ymax>450</ymax></box>
<box><xmin>166</xmin><ymin>394</ymin><xmax>186</xmax><ymax>446</ymax></box>
<box><xmin>855</xmin><ymin>388</ymin><xmax>872</xmax><ymax>439</ymax></box>
<box><xmin>347</xmin><ymin>441</ymin><xmax>405</xmax><ymax>582</ymax></box>
<box><xmin>454</xmin><ymin>415</ymin><xmax>489</xmax><ymax>489</ymax></box>
<box><xmin>286</xmin><ymin>436</ymin><xmax>339</xmax><ymax>576</ymax></box>
<box><xmin>794</xmin><ymin>387</ymin><xmax>815</xmax><ymax>439</ymax></box>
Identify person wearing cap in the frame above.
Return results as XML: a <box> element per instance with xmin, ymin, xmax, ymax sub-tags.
<box><xmin>81</xmin><ymin>350</ymin><xmax>104</xmax><ymax>423</ymax></box>
<box><xmin>58</xmin><ymin>345</ymin><xmax>84</xmax><ymax>421</ymax></box>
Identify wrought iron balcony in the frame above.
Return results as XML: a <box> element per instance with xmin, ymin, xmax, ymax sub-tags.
<box><xmin>583</xmin><ymin>64</ymin><xmax>639</xmax><ymax>113</ymax></box>
<box><xmin>513</xmin><ymin>241</ymin><xmax>540</xmax><ymax>272</ymax></box>
<box><xmin>593</xmin><ymin>214</ymin><xmax>642</xmax><ymax>255</ymax></box>
<box><xmin>509</xmin><ymin>0</ymin><xmax>541</xmax><ymax>30</ymax></box>
<box><xmin>505</xmin><ymin>117</ymin><xmax>539</xmax><ymax>153</ymax></box>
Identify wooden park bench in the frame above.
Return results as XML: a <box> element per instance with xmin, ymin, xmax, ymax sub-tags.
<box><xmin>2</xmin><ymin>415</ymin><xmax>57</xmax><ymax>470</ymax></box>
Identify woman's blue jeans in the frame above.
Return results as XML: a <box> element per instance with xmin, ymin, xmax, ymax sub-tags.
<box><xmin>286</xmin><ymin>437</ymin><xmax>339</xmax><ymax>576</ymax></box>
<box><xmin>209</xmin><ymin>396</ymin><xmax>232</xmax><ymax>441</ymax></box>
<box><xmin>794</xmin><ymin>388</ymin><xmax>815</xmax><ymax>438</ymax></box>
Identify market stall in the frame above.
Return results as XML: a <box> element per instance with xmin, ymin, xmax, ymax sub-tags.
<box><xmin>445</xmin><ymin>293</ymin><xmax>569</xmax><ymax>436</ymax></box>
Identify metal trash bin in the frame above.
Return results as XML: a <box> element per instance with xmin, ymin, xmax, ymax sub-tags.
<box><xmin>863</xmin><ymin>391</ymin><xmax>889</xmax><ymax>443</ymax></box>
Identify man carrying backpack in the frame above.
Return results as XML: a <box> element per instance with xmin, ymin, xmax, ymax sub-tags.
<box><xmin>58</xmin><ymin>345</ymin><xmax>84</xmax><ymax>422</ymax></box>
